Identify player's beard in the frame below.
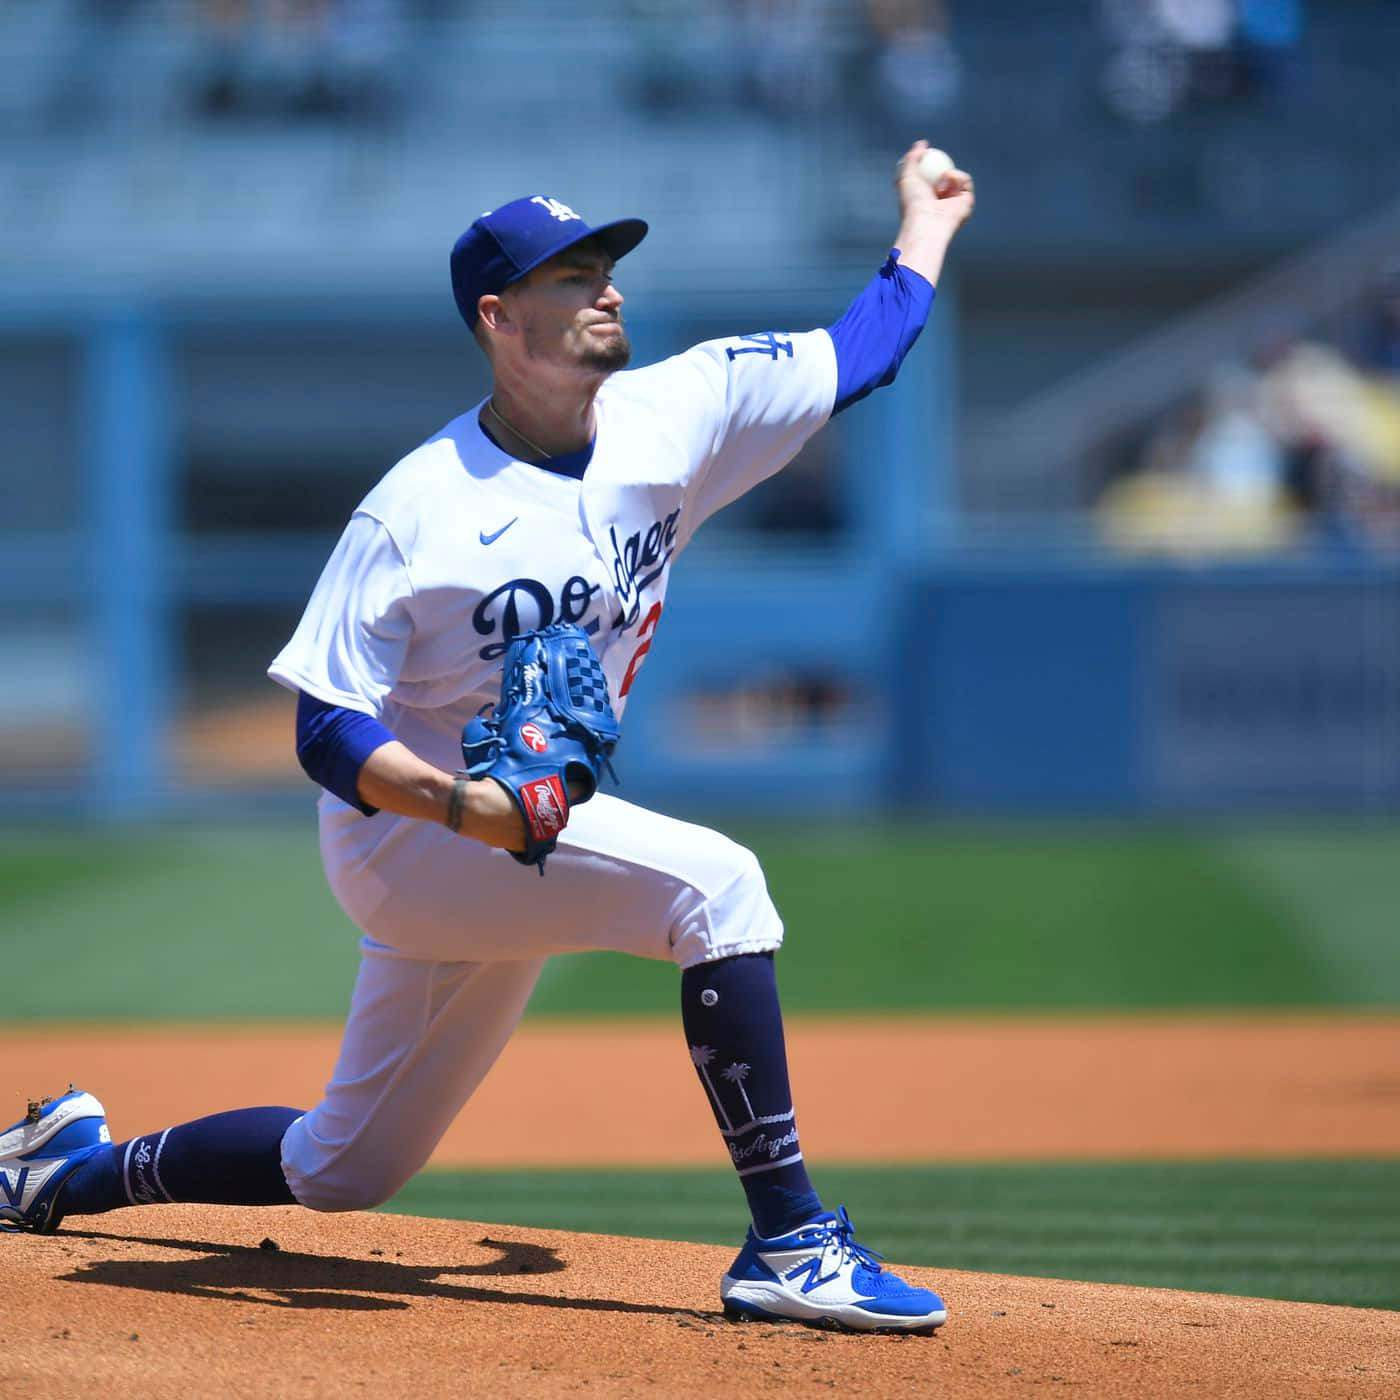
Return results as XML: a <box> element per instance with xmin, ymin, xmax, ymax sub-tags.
<box><xmin>520</xmin><ymin>315</ymin><xmax>632</xmax><ymax>374</ymax></box>
<box><xmin>578</xmin><ymin>322</ymin><xmax>631</xmax><ymax>372</ymax></box>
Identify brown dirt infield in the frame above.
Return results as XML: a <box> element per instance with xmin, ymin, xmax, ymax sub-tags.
<box><xmin>6</xmin><ymin>1207</ymin><xmax>1398</xmax><ymax>1398</ymax></box>
<box><xmin>6</xmin><ymin>1014</ymin><xmax>1400</xmax><ymax>1164</ymax></box>
<box><xmin>5</xmin><ymin>1014</ymin><xmax>1399</xmax><ymax>1397</ymax></box>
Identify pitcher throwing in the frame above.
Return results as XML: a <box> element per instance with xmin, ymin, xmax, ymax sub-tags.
<box><xmin>3</xmin><ymin>143</ymin><xmax>973</xmax><ymax>1334</ymax></box>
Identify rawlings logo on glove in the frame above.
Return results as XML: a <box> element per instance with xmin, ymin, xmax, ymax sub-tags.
<box><xmin>520</xmin><ymin>775</ymin><xmax>567</xmax><ymax>836</ymax></box>
<box><xmin>461</xmin><ymin>623</ymin><xmax>620</xmax><ymax>874</ymax></box>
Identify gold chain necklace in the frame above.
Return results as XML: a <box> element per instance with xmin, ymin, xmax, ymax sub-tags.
<box><xmin>485</xmin><ymin>398</ymin><xmax>555</xmax><ymax>462</ymax></box>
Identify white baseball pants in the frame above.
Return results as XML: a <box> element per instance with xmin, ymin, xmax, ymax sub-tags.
<box><xmin>280</xmin><ymin>792</ymin><xmax>783</xmax><ymax>1211</ymax></box>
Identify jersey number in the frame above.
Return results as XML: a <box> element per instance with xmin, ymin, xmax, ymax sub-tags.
<box><xmin>619</xmin><ymin>602</ymin><xmax>662</xmax><ymax>699</ymax></box>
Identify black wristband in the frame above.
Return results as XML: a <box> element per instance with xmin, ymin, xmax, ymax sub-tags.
<box><xmin>445</xmin><ymin>774</ymin><xmax>470</xmax><ymax>834</ymax></box>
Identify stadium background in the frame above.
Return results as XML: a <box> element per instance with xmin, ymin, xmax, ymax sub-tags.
<box><xmin>3</xmin><ymin>0</ymin><xmax>1398</xmax><ymax>1316</ymax></box>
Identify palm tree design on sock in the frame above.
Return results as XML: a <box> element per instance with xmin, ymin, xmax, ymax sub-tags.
<box><xmin>722</xmin><ymin>1062</ymin><xmax>756</xmax><ymax>1124</ymax></box>
<box><xmin>689</xmin><ymin>1045</ymin><xmax>733</xmax><ymax>1132</ymax></box>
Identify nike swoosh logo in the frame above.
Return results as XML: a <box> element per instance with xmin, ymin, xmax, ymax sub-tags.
<box><xmin>479</xmin><ymin>518</ymin><xmax>519</xmax><ymax>546</ymax></box>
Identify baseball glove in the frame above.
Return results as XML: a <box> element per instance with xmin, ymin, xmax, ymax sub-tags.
<box><xmin>461</xmin><ymin>622</ymin><xmax>620</xmax><ymax>874</ymax></box>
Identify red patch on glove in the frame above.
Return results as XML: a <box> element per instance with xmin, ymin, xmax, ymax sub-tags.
<box><xmin>520</xmin><ymin>774</ymin><xmax>568</xmax><ymax>841</ymax></box>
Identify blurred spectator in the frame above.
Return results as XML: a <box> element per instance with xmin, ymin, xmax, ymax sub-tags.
<box><xmin>625</xmin><ymin>0</ymin><xmax>845</xmax><ymax>118</ymax></box>
<box><xmin>863</xmin><ymin>0</ymin><xmax>961</xmax><ymax>132</ymax></box>
<box><xmin>737</xmin><ymin>0</ymin><xmax>842</xmax><ymax>117</ymax></box>
<box><xmin>1258</xmin><ymin>341</ymin><xmax>1400</xmax><ymax>549</ymax></box>
<box><xmin>1099</xmin><ymin>0</ymin><xmax>1223</xmax><ymax>122</ymax></box>
<box><xmin>1097</xmin><ymin>0</ymin><xmax>1304</xmax><ymax>122</ymax></box>
<box><xmin>1162</xmin><ymin>0</ymin><xmax>1237</xmax><ymax>103</ymax></box>
<box><xmin>192</xmin><ymin>0</ymin><xmax>399</xmax><ymax>121</ymax></box>
<box><xmin>1099</xmin><ymin>335</ymin><xmax>1400</xmax><ymax>556</ymax></box>
<box><xmin>1097</xmin><ymin>365</ymin><xmax>1300</xmax><ymax>555</ymax></box>
<box><xmin>625</xmin><ymin>0</ymin><xmax>733</xmax><ymax>110</ymax></box>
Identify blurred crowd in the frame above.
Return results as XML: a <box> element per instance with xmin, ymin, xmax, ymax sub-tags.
<box><xmin>188</xmin><ymin>0</ymin><xmax>403</xmax><ymax>120</ymax></box>
<box><xmin>628</xmin><ymin>0</ymin><xmax>961</xmax><ymax>133</ymax></box>
<box><xmin>2</xmin><ymin>0</ymin><xmax>963</xmax><ymax>131</ymax></box>
<box><xmin>0</xmin><ymin>0</ymin><xmax>408</xmax><ymax>126</ymax></box>
<box><xmin>13</xmin><ymin>0</ymin><xmax>1307</xmax><ymax>125</ymax></box>
<box><xmin>630</xmin><ymin>0</ymin><xmax>1307</xmax><ymax>131</ymax></box>
<box><xmin>1098</xmin><ymin>268</ymin><xmax>1400</xmax><ymax>557</ymax></box>
<box><xmin>1097</xmin><ymin>0</ymin><xmax>1305</xmax><ymax>123</ymax></box>
<box><xmin>5</xmin><ymin>0</ymin><xmax>1393</xmax><ymax>564</ymax></box>
<box><xmin>0</xmin><ymin>0</ymin><xmax>1323</xmax><ymax>135</ymax></box>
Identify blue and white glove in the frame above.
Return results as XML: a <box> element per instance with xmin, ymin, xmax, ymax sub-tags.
<box><xmin>461</xmin><ymin>623</ymin><xmax>620</xmax><ymax>874</ymax></box>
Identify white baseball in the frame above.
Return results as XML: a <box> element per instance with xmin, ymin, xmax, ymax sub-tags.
<box><xmin>916</xmin><ymin>147</ymin><xmax>955</xmax><ymax>187</ymax></box>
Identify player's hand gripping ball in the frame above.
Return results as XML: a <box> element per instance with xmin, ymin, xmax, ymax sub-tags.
<box><xmin>916</xmin><ymin>147</ymin><xmax>955</xmax><ymax>188</ymax></box>
<box><xmin>461</xmin><ymin>623</ymin><xmax>621</xmax><ymax>874</ymax></box>
<box><xmin>897</xmin><ymin>140</ymin><xmax>974</xmax><ymax>230</ymax></box>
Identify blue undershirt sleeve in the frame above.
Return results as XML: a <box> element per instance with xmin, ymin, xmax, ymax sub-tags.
<box><xmin>827</xmin><ymin>250</ymin><xmax>936</xmax><ymax>415</ymax></box>
<box><xmin>295</xmin><ymin>690</ymin><xmax>397</xmax><ymax>816</ymax></box>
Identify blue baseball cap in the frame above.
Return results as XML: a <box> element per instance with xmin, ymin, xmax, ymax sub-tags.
<box><xmin>450</xmin><ymin>195</ymin><xmax>648</xmax><ymax>328</ymax></box>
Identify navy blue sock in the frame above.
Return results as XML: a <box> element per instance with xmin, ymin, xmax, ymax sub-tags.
<box><xmin>681</xmin><ymin>951</ymin><xmax>823</xmax><ymax>1239</ymax></box>
<box><xmin>59</xmin><ymin>1106</ymin><xmax>303</xmax><ymax>1217</ymax></box>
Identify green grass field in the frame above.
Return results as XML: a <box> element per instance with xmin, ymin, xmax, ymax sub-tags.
<box><xmin>386</xmin><ymin>1160</ymin><xmax>1400</xmax><ymax>1312</ymax></box>
<box><xmin>3</xmin><ymin>818</ymin><xmax>1397</xmax><ymax>1020</ymax></box>
<box><xmin>4</xmin><ymin>817</ymin><xmax>1397</xmax><ymax>1310</ymax></box>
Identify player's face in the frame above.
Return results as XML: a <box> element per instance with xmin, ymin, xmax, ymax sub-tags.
<box><xmin>504</xmin><ymin>243</ymin><xmax>631</xmax><ymax>374</ymax></box>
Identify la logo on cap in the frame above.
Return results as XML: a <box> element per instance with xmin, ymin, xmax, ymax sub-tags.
<box><xmin>531</xmin><ymin>196</ymin><xmax>582</xmax><ymax>223</ymax></box>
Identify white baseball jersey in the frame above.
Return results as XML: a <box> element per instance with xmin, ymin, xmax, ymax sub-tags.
<box><xmin>268</xmin><ymin>329</ymin><xmax>838</xmax><ymax>785</ymax></box>
<box><xmin>267</xmin><ymin>327</ymin><xmax>838</xmax><ymax>1205</ymax></box>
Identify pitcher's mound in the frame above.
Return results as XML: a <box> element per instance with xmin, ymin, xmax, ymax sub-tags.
<box><xmin>4</xmin><ymin>1205</ymin><xmax>1396</xmax><ymax>1398</ymax></box>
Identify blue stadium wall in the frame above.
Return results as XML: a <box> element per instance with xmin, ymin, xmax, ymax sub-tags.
<box><xmin>909</xmin><ymin>562</ymin><xmax>1400</xmax><ymax>812</ymax></box>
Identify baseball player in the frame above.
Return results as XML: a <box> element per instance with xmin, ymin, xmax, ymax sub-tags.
<box><xmin>3</xmin><ymin>142</ymin><xmax>974</xmax><ymax>1334</ymax></box>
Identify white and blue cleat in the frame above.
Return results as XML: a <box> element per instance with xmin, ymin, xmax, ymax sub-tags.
<box><xmin>0</xmin><ymin>1088</ymin><xmax>110</xmax><ymax>1234</ymax></box>
<box><xmin>720</xmin><ymin>1205</ymin><xmax>947</xmax><ymax>1334</ymax></box>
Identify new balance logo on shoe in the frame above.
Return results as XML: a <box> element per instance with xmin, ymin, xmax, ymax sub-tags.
<box><xmin>1</xmin><ymin>1166</ymin><xmax>29</xmax><ymax>1209</ymax></box>
<box><xmin>784</xmin><ymin>1255</ymin><xmax>842</xmax><ymax>1295</ymax></box>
